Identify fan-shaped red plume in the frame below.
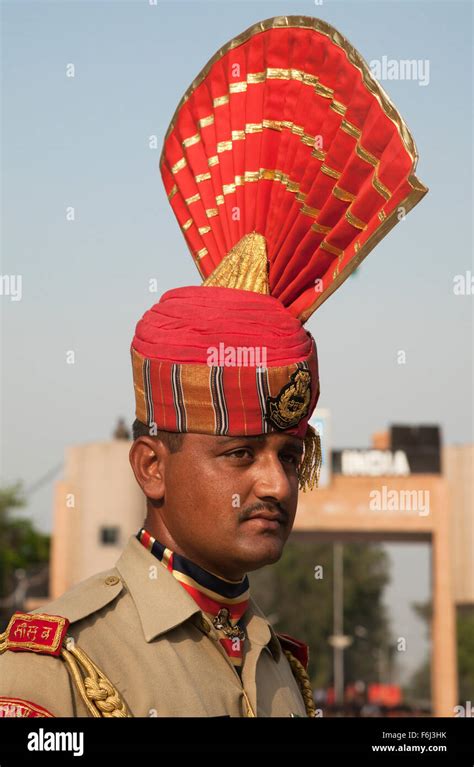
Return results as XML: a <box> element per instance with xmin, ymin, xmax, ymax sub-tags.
<box><xmin>160</xmin><ymin>16</ymin><xmax>427</xmax><ymax>324</ymax></box>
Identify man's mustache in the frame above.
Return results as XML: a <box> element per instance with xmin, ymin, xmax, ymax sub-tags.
<box><xmin>239</xmin><ymin>502</ymin><xmax>288</xmax><ymax>523</ymax></box>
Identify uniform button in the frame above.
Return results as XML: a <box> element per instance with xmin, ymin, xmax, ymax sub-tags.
<box><xmin>105</xmin><ymin>575</ymin><xmax>120</xmax><ymax>586</ymax></box>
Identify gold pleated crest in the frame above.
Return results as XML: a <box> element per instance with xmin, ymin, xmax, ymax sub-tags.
<box><xmin>202</xmin><ymin>231</ymin><xmax>270</xmax><ymax>293</ymax></box>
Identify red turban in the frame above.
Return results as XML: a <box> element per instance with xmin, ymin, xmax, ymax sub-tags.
<box><xmin>132</xmin><ymin>285</ymin><xmax>318</xmax><ymax>439</ymax></box>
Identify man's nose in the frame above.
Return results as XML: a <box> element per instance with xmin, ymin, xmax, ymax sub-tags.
<box><xmin>252</xmin><ymin>452</ymin><xmax>293</xmax><ymax>502</ymax></box>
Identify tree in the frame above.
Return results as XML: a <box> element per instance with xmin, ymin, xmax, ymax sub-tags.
<box><xmin>406</xmin><ymin>600</ymin><xmax>474</xmax><ymax>707</ymax></box>
<box><xmin>0</xmin><ymin>483</ymin><xmax>50</xmax><ymax>606</ymax></box>
<box><xmin>249</xmin><ymin>537</ymin><xmax>393</xmax><ymax>690</ymax></box>
<box><xmin>404</xmin><ymin>600</ymin><xmax>432</xmax><ymax>706</ymax></box>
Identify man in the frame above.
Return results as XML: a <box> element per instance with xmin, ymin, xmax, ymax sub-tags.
<box><xmin>0</xmin><ymin>15</ymin><xmax>426</xmax><ymax>718</ymax></box>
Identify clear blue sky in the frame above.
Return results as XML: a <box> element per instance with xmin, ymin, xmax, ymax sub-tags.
<box><xmin>1</xmin><ymin>0</ymin><xmax>472</xmax><ymax>686</ymax></box>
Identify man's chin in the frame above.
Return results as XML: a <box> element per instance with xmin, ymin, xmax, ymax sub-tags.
<box><xmin>235</xmin><ymin>536</ymin><xmax>285</xmax><ymax>572</ymax></box>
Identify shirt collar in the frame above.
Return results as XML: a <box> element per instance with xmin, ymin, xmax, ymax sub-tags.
<box><xmin>136</xmin><ymin>527</ymin><xmax>250</xmax><ymax>609</ymax></box>
<box><xmin>241</xmin><ymin>597</ymin><xmax>282</xmax><ymax>663</ymax></box>
<box><xmin>114</xmin><ymin>535</ymin><xmax>281</xmax><ymax>662</ymax></box>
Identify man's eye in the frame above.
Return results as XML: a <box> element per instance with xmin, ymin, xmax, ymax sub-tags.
<box><xmin>281</xmin><ymin>453</ymin><xmax>301</xmax><ymax>466</ymax></box>
<box><xmin>227</xmin><ymin>449</ymin><xmax>253</xmax><ymax>459</ymax></box>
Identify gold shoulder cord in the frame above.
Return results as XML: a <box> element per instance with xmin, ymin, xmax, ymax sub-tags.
<box><xmin>0</xmin><ymin>630</ymin><xmax>131</xmax><ymax>717</ymax></box>
<box><xmin>283</xmin><ymin>649</ymin><xmax>317</xmax><ymax>718</ymax></box>
<box><xmin>60</xmin><ymin>641</ymin><xmax>132</xmax><ymax>717</ymax></box>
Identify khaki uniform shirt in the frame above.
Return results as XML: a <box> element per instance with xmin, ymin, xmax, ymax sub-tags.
<box><xmin>0</xmin><ymin>535</ymin><xmax>308</xmax><ymax>717</ymax></box>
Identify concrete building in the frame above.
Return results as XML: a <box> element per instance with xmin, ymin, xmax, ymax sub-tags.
<box><xmin>50</xmin><ymin>440</ymin><xmax>144</xmax><ymax>598</ymax></box>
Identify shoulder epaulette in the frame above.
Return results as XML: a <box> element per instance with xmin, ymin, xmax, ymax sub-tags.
<box><xmin>0</xmin><ymin>611</ymin><xmax>131</xmax><ymax>718</ymax></box>
<box><xmin>1</xmin><ymin>612</ymin><xmax>69</xmax><ymax>656</ymax></box>
<box><xmin>276</xmin><ymin>631</ymin><xmax>309</xmax><ymax>671</ymax></box>
<box><xmin>276</xmin><ymin>632</ymin><xmax>315</xmax><ymax>718</ymax></box>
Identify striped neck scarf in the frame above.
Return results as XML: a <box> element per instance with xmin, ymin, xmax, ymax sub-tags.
<box><xmin>137</xmin><ymin>528</ymin><xmax>250</xmax><ymax>675</ymax></box>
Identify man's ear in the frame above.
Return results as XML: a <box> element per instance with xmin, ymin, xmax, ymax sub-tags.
<box><xmin>129</xmin><ymin>437</ymin><xmax>168</xmax><ymax>501</ymax></box>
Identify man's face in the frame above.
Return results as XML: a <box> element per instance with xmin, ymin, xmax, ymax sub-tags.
<box><xmin>137</xmin><ymin>432</ymin><xmax>304</xmax><ymax>580</ymax></box>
